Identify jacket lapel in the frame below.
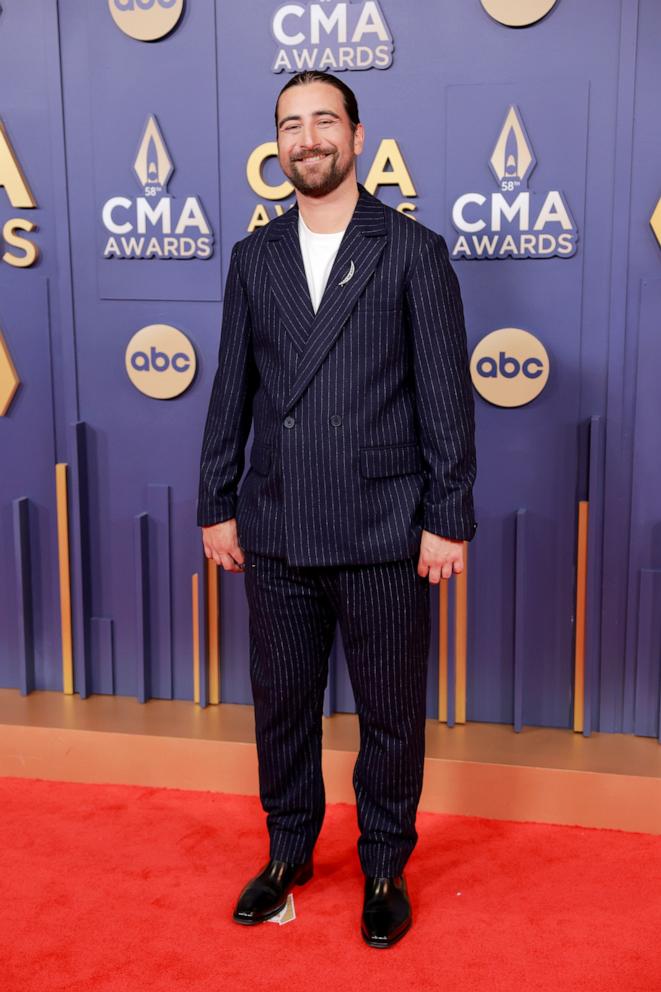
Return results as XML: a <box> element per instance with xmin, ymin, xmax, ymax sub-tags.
<box><xmin>265</xmin><ymin>182</ymin><xmax>388</xmax><ymax>415</ymax></box>
<box><xmin>264</xmin><ymin>199</ymin><xmax>317</xmax><ymax>354</ymax></box>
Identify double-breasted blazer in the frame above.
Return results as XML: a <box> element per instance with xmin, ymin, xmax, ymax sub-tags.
<box><xmin>197</xmin><ymin>181</ymin><xmax>478</xmax><ymax>567</ymax></box>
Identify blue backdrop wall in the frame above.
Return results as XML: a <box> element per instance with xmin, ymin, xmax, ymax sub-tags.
<box><xmin>1</xmin><ymin>0</ymin><xmax>659</xmax><ymax>739</ymax></box>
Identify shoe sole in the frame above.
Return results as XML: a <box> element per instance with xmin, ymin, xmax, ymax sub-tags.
<box><xmin>232</xmin><ymin>864</ymin><xmax>314</xmax><ymax>925</ymax></box>
<box><xmin>360</xmin><ymin>916</ymin><xmax>412</xmax><ymax>949</ymax></box>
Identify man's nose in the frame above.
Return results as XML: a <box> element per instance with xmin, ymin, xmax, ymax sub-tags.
<box><xmin>300</xmin><ymin>122</ymin><xmax>320</xmax><ymax>149</ymax></box>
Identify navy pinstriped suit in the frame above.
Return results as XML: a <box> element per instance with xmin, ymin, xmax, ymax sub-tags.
<box><xmin>197</xmin><ymin>182</ymin><xmax>477</xmax><ymax>876</ymax></box>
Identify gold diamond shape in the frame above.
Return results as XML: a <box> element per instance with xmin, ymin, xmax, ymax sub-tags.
<box><xmin>650</xmin><ymin>196</ymin><xmax>661</xmax><ymax>247</ymax></box>
<box><xmin>0</xmin><ymin>328</ymin><xmax>20</xmax><ymax>415</ymax></box>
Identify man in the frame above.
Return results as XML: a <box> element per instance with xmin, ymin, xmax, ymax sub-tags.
<box><xmin>197</xmin><ymin>70</ymin><xmax>477</xmax><ymax>948</ymax></box>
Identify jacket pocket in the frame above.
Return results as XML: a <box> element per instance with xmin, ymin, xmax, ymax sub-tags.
<box><xmin>249</xmin><ymin>441</ymin><xmax>273</xmax><ymax>476</ymax></box>
<box><xmin>359</xmin><ymin>303</ymin><xmax>400</xmax><ymax>312</ymax></box>
<box><xmin>359</xmin><ymin>443</ymin><xmax>424</xmax><ymax>478</ymax></box>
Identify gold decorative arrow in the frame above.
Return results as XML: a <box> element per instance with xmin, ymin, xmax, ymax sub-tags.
<box><xmin>0</xmin><ymin>327</ymin><xmax>19</xmax><ymax>415</ymax></box>
<box><xmin>650</xmin><ymin>196</ymin><xmax>661</xmax><ymax>248</ymax></box>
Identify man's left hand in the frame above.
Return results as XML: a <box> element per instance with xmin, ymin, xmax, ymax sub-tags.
<box><xmin>417</xmin><ymin>530</ymin><xmax>465</xmax><ymax>584</ymax></box>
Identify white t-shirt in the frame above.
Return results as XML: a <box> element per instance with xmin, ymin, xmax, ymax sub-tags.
<box><xmin>298</xmin><ymin>212</ymin><xmax>346</xmax><ymax>313</ymax></box>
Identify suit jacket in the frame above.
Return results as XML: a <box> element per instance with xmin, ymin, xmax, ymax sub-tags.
<box><xmin>197</xmin><ymin>181</ymin><xmax>478</xmax><ymax>567</ymax></box>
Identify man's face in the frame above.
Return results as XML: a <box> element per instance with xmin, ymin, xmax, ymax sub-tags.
<box><xmin>276</xmin><ymin>81</ymin><xmax>364</xmax><ymax>197</ymax></box>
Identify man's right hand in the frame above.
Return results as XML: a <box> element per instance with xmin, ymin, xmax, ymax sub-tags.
<box><xmin>201</xmin><ymin>518</ymin><xmax>246</xmax><ymax>573</ymax></box>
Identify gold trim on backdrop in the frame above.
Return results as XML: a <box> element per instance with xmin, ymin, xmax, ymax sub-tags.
<box><xmin>438</xmin><ymin>581</ymin><xmax>449</xmax><ymax>723</ymax></box>
<box><xmin>192</xmin><ymin>573</ymin><xmax>200</xmax><ymax>705</ymax></box>
<box><xmin>454</xmin><ymin>542</ymin><xmax>468</xmax><ymax>724</ymax></box>
<box><xmin>207</xmin><ymin>558</ymin><xmax>220</xmax><ymax>704</ymax></box>
<box><xmin>0</xmin><ymin>329</ymin><xmax>20</xmax><ymax>415</ymax></box>
<box><xmin>573</xmin><ymin>501</ymin><xmax>588</xmax><ymax>732</ymax></box>
<box><xmin>0</xmin><ymin>118</ymin><xmax>37</xmax><ymax>209</ymax></box>
<box><xmin>55</xmin><ymin>463</ymin><xmax>74</xmax><ymax>694</ymax></box>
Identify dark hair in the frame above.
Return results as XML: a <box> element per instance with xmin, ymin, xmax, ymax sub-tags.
<box><xmin>274</xmin><ymin>70</ymin><xmax>360</xmax><ymax>133</ymax></box>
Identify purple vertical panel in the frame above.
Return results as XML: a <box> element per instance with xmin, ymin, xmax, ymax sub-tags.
<box><xmin>0</xmin><ymin>0</ymin><xmax>80</xmax><ymax>689</ymax></box>
<box><xmin>12</xmin><ymin>497</ymin><xmax>34</xmax><ymax>695</ymax></box>
<box><xmin>584</xmin><ymin>415</ymin><xmax>605</xmax><ymax>737</ymax></box>
<box><xmin>147</xmin><ymin>483</ymin><xmax>173</xmax><ymax>699</ymax></box>
<box><xmin>626</xmin><ymin>278</ymin><xmax>661</xmax><ymax>738</ymax></box>
<box><xmin>467</xmin><ymin>516</ymin><xmax>515</xmax><ymax>725</ymax></box>
<box><xmin>88</xmin><ymin>3</ymin><xmax>222</xmax><ymax>302</ymax></box>
<box><xmin>604</xmin><ymin>0</ymin><xmax>661</xmax><ymax>734</ymax></box>
<box><xmin>633</xmin><ymin>570</ymin><xmax>661</xmax><ymax>738</ymax></box>
<box><xmin>513</xmin><ymin>508</ymin><xmax>527</xmax><ymax>733</ymax></box>
<box><xmin>447</xmin><ymin>78</ymin><xmax>588</xmax><ymax>730</ymax></box>
<box><xmin>197</xmin><ymin>546</ymin><xmax>209</xmax><ymax>709</ymax></box>
<box><xmin>57</xmin><ymin>0</ymin><xmax>224</xmax><ymax>703</ymax></box>
<box><xmin>90</xmin><ymin>616</ymin><xmax>115</xmax><ymax>696</ymax></box>
<box><xmin>0</xmin><ymin>276</ymin><xmax>58</xmax><ymax>690</ymax></box>
<box><xmin>134</xmin><ymin>511</ymin><xmax>151</xmax><ymax>703</ymax></box>
<box><xmin>68</xmin><ymin>420</ymin><xmax>92</xmax><ymax>698</ymax></box>
<box><xmin>572</xmin><ymin>416</ymin><xmax>591</xmax><ymax>730</ymax></box>
<box><xmin>210</xmin><ymin>569</ymin><xmax>250</xmax><ymax>706</ymax></box>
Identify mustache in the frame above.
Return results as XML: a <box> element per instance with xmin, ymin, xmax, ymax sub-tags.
<box><xmin>292</xmin><ymin>149</ymin><xmax>335</xmax><ymax>162</ymax></box>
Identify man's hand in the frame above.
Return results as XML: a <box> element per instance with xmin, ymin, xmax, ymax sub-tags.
<box><xmin>417</xmin><ymin>530</ymin><xmax>465</xmax><ymax>584</ymax></box>
<box><xmin>201</xmin><ymin>518</ymin><xmax>245</xmax><ymax>573</ymax></box>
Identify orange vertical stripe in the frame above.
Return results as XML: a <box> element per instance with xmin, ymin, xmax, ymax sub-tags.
<box><xmin>192</xmin><ymin>573</ymin><xmax>200</xmax><ymax>705</ymax></box>
<box><xmin>55</xmin><ymin>463</ymin><xmax>74</xmax><ymax>695</ymax></box>
<box><xmin>455</xmin><ymin>542</ymin><xmax>468</xmax><ymax>724</ymax></box>
<box><xmin>207</xmin><ymin>558</ymin><xmax>220</xmax><ymax>704</ymax></box>
<box><xmin>574</xmin><ymin>501</ymin><xmax>588</xmax><ymax>732</ymax></box>
<box><xmin>438</xmin><ymin>580</ymin><xmax>449</xmax><ymax>722</ymax></box>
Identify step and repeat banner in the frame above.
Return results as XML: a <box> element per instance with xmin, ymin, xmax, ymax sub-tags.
<box><xmin>1</xmin><ymin>0</ymin><xmax>660</xmax><ymax>738</ymax></box>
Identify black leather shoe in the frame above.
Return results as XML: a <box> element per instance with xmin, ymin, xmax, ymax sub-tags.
<box><xmin>361</xmin><ymin>874</ymin><xmax>412</xmax><ymax>948</ymax></box>
<box><xmin>232</xmin><ymin>857</ymin><xmax>314</xmax><ymax>925</ymax></box>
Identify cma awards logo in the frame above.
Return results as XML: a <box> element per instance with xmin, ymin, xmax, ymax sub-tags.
<box><xmin>101</xmin><ymin>114</ymin><xmax>214</xmax><ymax>260</ymax></box>
<box><xmin>451</xmin><ymin>105</ymin><xmax>578</xmax><ymax>261</ymax></box>
<box><xmin>0</xmin><ymin>118</ymin><xmax>40</xmax><ymax>269</ymax></box>
<box><xmin>108</xmin><ymin>0</ymin><xmax>184</xmax><ymax>41</ymax></box>
<box><xmin>271</xmin><ymin>0</ymin><xmax>393</xmax><ymax>73</ymax></box>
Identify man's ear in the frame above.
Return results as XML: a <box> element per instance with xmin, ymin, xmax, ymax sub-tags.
<box><xmin>354</xmin><ymin>122</ymin><xmax>365</xmax><ymax>155</ymax></box>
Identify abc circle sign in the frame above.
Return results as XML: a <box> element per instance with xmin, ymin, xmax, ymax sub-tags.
<box><xmin>470</xmin><ymin>328</ymin><xmax>549</xmax><ymax>407</ymax></box>
<box><xmin>480</xmin><ymin>0</ymin><xmax>557</xmax><ymax>27</ymax></box>
<box><xmin>108</xmin><ymin>0</ymin><xmax>184</xmax><ymax>41</ymax></box>
<box><xmin>125</xmin><ymin>324</ymin><xmax>196</xmax><ymax>398</ymax></box>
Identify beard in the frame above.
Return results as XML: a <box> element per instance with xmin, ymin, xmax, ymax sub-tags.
<box><xmin>285</xmin><ymin>147</ymin><xmax>355</xmax><ymax>198</ymax></box>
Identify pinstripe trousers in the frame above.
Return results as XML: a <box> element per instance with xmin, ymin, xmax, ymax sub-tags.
<box><xmin>243</xmin><ymin>548</ymin><xmax>431</xmax><ymax>878</ymax></box>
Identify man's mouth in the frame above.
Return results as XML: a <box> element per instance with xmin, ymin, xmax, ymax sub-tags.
<box><xmin>297</xmin><ymin>152</ymin><xmax>330</xmax><ymax>164</ymax></box>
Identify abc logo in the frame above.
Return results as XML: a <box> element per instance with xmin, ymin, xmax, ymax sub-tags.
<box><xmin>107</xmin><ymin>0</ymin><xmax>184</xmax><ymax>41</ymax></box>
<box><xmin>125</xmin><ymin>324</ymin><xmax>196</xmax><ymax>399</ymax></box>
<box><xmin>114</xmin><ymin>0</ymin><xmax>177</xmax><ymax>8</ymax></box>
<box><xmin>470</xmin><ymin>328</ymin><xmax>549</xmax><ymax>407</ymax></box>
<box><xmin>480</xmin><ymin>1</ymin><xmax>557</xmax><ymax>28</ymax></box>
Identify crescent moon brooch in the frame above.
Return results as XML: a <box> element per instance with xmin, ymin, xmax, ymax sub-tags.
<box><xmin>338</xmin><ymin>260</ymin><xmax>355</xmax><ymax>286</ymax></box>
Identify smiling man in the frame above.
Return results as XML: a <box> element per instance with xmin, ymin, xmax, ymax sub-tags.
<box><xmin>197</xmin><ymin>70</ymin><xmax>478</xmax><ymax>948</ymax></box>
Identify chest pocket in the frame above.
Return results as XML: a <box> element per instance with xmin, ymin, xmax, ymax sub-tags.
<box><xmin>356</xmin><ymin>275</ymin><xmax>401</xmax><ymax>312</ymax></box>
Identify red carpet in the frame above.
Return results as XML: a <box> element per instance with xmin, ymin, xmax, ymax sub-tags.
<box><xmin>1</xmin><ymin>776</ymin><xmax>660</xmax><ymax>991</ymax></box>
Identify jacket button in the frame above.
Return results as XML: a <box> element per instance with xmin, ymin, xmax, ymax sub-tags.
<box><xmin>283</xmin><ymin>415</ymin><xmax>295</xmax><ymax>428</ymax></box>
<box><xmin>330</xmin><ymin>414</ymin><xmax>342</xmax><ymax>427</ymax></box>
